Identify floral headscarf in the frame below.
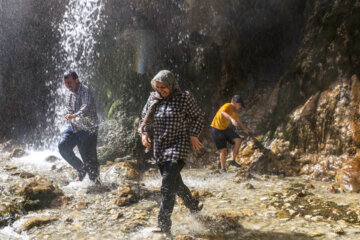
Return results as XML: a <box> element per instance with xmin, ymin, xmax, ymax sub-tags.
<box><xmin>139</xmin><ymin>70</ymin><xmax>182</xmax><ymax>140</ymax></box>
<box><xmin>150</xmin><ymin>70</ymin><xmax>181</xmax><ymax>99</ymax></box>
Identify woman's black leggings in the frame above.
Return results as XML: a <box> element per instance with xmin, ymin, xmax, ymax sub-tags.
<box><xmin>157</xmin><ymin>160</ymin><xmax>199</xmax><ymax>232</ymax></box>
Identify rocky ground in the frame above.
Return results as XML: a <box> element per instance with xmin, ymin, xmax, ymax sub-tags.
<box><xmin>1</xmin><ymin>145</ymin><xmax>360</xmax><ymax>240</ymax></box>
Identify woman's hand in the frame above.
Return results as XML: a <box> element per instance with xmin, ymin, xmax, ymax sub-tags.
<box><xmin>141</xmin><ymin>134</ymin><xmax>151</xmax><ymax>148</ymax></box>
<box><xmin>190</xmin><ymin>136</ymin><xmax>203</xmax><ymax>151</ymax></box>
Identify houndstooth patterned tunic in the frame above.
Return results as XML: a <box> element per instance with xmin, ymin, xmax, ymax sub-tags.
<box><xmin>141</xmin><ymin>92</ymin><xmax>204</xmax><ymax>163</ymax></box>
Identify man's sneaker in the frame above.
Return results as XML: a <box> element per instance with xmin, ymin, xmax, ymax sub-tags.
<box><xmin>229</xmin><ymin>160</ymin><xmax>241</xmax><ymax>167</ymax></box>
<box><xmin>220</xmin><ymin>169</ymin><xmax>227</xmax><ymax>173</ymax></box>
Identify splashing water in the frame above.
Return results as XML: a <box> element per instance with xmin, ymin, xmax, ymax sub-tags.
<box><xmin>58</xmin><ymin>0</ymin><xmax>105</xmax><ymax>79</ymax></box>
<box><xmin>48</xmin><ymin>0</ymin><xmax>106</xmax><ymax>145</ymax></box>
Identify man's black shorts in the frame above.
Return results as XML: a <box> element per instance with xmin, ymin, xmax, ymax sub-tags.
<box><xmin>211</xmin><ymin>126</ymin><xmax>241</xmax><ymax>150</ymax></box>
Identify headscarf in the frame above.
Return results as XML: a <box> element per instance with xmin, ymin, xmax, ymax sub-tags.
<box><xmin>139</xmin><ymin>70</ymin><xmax>181</xmax><ymax>139</ymax></box>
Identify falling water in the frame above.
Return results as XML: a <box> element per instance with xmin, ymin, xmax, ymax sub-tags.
<box><xmin>51</xmin><ymin>0</ymin><xmax>106</xmax><ymax>143</ymax></box>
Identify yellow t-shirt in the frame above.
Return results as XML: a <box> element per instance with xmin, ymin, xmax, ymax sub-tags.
<box><xmin>210</xmin><ymin>103</ymin><xmax>239</xmax><ymax>130</ymax></box>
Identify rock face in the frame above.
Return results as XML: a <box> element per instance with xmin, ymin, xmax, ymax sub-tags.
<box><xmin>335</xmin><ymin>156</ymin><xmax>360</xmax><ymax>192</ymax></box>
<box><xmin>236</xmin><ymin>0</ymin><xmax>360</xmax><ymax>177</ymax></box>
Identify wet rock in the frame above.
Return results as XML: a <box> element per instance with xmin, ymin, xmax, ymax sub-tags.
<box><xmin>234</xmin><ymin>170</ymin><xmax>256</xmax><ymax>183</ymax></box>
<box><xmin>4</xmin><ymin>165</ymin><xmax>17</xmax><ymax>171</ymax></box>
<box><xmin>0</xmin><ymin>201</ymin><xmax>24</xmax><ymax>227</ymax></box>
<box><xmin>113</xmin><ymin>186</ymin><xmax>137</xmax><ymax>206</ymax></box>
<box><xmin>51</xmin><ymin>196</ymin><xmax>72</xmax><ymax>207</ymax></box>
<box><xmin>335</xmin><ymin>156</ymin><xmax>360</xmax><ymax>192</ymax></box>
<box><xmin>243</xmin><ymin>183</ymin><xmax>254</xmax><ymax>189</ymax></box>
<box><xmin>10</xmin><ymin>148</ymin><xmax>26</xmax><ymax>158</ymax></box>
<box><xmin>328</xmin><ymin>185</ymin><xmax>340</xmax><ymax>194</ymax></box>
<box><xmin>277</xmin><ymin>209</ymin><xmax>291</xmax><ymax>219</ymax></box>
<box><xmin>174</xmin><ymin>235</ymin><xmax>194</xmax><ymax>240</ymax></box>
<box><xmin>72</xmin><ymin>201</ymin><xmax>88</xmax><ymax>209</ymax></box>
<box><xmin>21</xmin><ymin>215</ymin><xmax>59</xmax><ymax>230</ymax></box>
<box><xmin>45</xmin><ymin>155</ymin><xmax>60</xmax><ymax>163</ymax></box>
<box><xmin>196</xmin><ymin>212</ymin><xmax>243</xmax><ymax>234</ymax></box>
<box><xmin>332</xmin><ymin>226</ymin><xmax>345</xmax><ymax>235</ymax></box>
<box><xmin>17</xmin><ymin>175</ymin><xmax>63</xmax><ymax>210</ymax></box>
<box><xmin>114</xmin><ymin>162</ymin><xmax>140</xmax><ymax>179</ymax></box>
<box><xmin>19</xmin><ymin>172</ymin><xmax>35</xmax><ymax>178</ymax></box>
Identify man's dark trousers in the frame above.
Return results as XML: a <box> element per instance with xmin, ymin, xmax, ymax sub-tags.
<box><xmin>58</xmin><ymin>126</ymin><xmax>99</xmax><ymax>180</ymax></box>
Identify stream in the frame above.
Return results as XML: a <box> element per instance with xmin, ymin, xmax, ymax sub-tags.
<box><xmin>1</xmin><ymin>149</ymin><xmax>360</xmax><ymax>240</ymax></box>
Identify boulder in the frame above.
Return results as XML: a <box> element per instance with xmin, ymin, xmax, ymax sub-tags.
<box><xmin>17</xmin><ymin>175</ymin><xmax>64</xmax><ymax>210</ymax></box>
<box><xmin>335</xmin><ymin>156</ymin><xmax>360</xmax><ymax>192</ymax></box>
<box><xmin>113</xmin><ymin>186</ymin><xmax>137</xmax><ymax>206</ymax></box>
<box><xmin>10</xmin><ymin>147</ymin><xmax>26</xmax><ymax>158</ymax></box>
<box><xmin>21</xmin><ymin>215</ymin><xmax>59</xmax><ymax>230</ymax></box>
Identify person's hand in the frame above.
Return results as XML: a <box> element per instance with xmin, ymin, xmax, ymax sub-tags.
<box><xmin>141</xmin><ymin>134</ymin><xmax>151</xmax><ymax>148</ymax></box>
<box><xmin>65</xmin><ymin>114</ymin><xmax>77</xmax><ymax>122</ymax></box>
<box><xmin>190</xmin><ymin>136</ymin><xmax>203</xmax><ymax>151</ymax></box>
<box><xmin>231</xmin><ymin>119</ymin><xmax>239</xmax><ymax>127</ymax></box>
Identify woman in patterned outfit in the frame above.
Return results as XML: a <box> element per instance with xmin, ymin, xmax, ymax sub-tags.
<box><xmin>139</xmin><ymin>70</ymin><xmax>205</xmax><ymax>233</ymax></box>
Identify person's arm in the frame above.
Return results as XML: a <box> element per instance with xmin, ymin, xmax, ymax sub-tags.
<box><xmin>139</xmin><ymin>95</ymin><xmax>154</xmax><ymax>148</ymax></box>
<box><xmin>221</xmin><ymin>110</ymin><xmax>251</xmax><ymax>135</ymax></box>
<box><xmin>184</xmin><ymin>93</ymin><xmax>205</xmax><ymax>151</ymax></box>
<box><xmin>237</xmin><ymin>119</ymin><xmax>251</xmax><ymax>135</ymax></box>
<box><xmin>220</xmin><ymin>110</ymin><xmax>239</xmax><ymax>127</ymax></box>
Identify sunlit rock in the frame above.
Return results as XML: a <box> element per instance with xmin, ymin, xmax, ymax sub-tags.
<box><xmin>174</xmin><ymin>235</ymin><xmax>194</xmax><ymax>240</ymax></box>
<box><xmin>113</xmin><ymin>186</ymin><xmax>137</xmax><ymax>206</ymax></box>
<box><xmin>17</xmin><ymin>175</ymin><xmax>63</xmax><ymax>210</ymax></box>
<box><xmin>335</xmin><ymin>156</ymin><xmax>360</xmax><ymax>192</ymax></box>
<box><xmin>114</xmin><ymin>162</ymin><xmax>140</xmax><ymax>179</ymax></box>
<box><xmin>277</xmin><ymin>209</ymin><xmax>291</xmax><ymax>219</ymax></box>
<box><xmin>21</xmin><ymin>215</ymin><xmax>59</xmax><ymax>231</ymax></box>
<box><xmin>4</xmin><ymin>165</ymin><xmax>17</xmax><ymax>171</ymax></box>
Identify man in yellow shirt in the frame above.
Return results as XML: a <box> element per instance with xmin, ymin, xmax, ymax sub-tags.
<box><xmin>210</xmin><ymin>95</ymin><xmax>250</xmax><ymax>172</ymax></box>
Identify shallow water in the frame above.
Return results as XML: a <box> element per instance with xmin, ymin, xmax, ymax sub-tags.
<box><xmin>1</xmin><ymin>150</ymin><xmax>360</xmax><ymax>240</ymax></box>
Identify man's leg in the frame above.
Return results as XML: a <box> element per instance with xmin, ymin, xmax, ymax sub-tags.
<box><xmin>211</xmin><ymin>127</ymin><xmax>227</xmax><ymax>171</ymax></box>
<box><xmin>58</xmin><ymin>126</ymin><xmax>85</xmax><ymax>178</ymax></box>
<box><xmin>219</xmin><ymin>148</ymin><xmax>227</xmax><ymax>170</ymax></box>
<box><xmin>229</xmin><ymin>138</ymin><xmax>242</xmax><ymax>167</ymax></box>
<box><xmin>158</xmin><ymin>161</ymin><xmax>180</xmax><ymax>232</ymax></box>
<box><xmin>77</xmin><ymin>131</ymin><xmax>99</xmax><ymax>182</ymax></box>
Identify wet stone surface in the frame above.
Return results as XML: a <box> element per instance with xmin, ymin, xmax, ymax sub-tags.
<box><xmin>1</xmin><ymin>151</ymin><xmax>360</xmax><ymax>239</ymax></box>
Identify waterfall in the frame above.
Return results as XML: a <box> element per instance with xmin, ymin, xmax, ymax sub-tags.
<box><xmin>49</xmin><ymin>0</ymin><xmax>106</xmax><ymax>145</ymax></box>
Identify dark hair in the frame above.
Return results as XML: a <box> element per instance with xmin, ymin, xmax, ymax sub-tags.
<box><xmin>232</xmin><ymin>95</ymin><xmax>245</xmax><ymax>108</ymax></box>
<box><xmin>64</xmin><ymin>71</ymin><xmax>78</xmax><ymax>80</ymax></box>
